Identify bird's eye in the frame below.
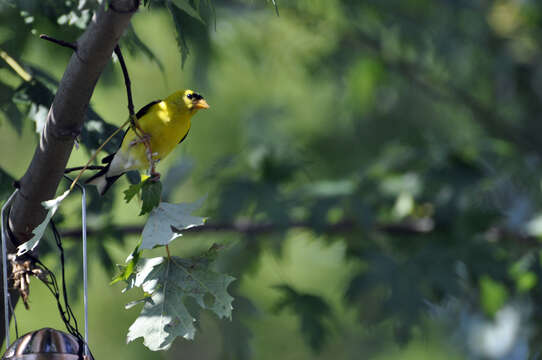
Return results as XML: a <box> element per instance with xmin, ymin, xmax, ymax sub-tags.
<box><xmin>187</xmin><ymin>93</ymin><xmax>193</xmax><ymax>99</ymax></box>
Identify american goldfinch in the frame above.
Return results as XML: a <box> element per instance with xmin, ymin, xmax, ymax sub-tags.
<box><xmin>87</xmin><ymin>89</ymin><xmax>209</xmax><ymax>195</ymax></box>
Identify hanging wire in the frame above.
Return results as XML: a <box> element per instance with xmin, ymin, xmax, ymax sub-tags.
<box><xmin>52</xmin><ymin>220</ymin><xmax>80</xmax><ymax>337</ymax></box>
<box><xmin>7</xmin><ymin>292</ymin><xmax>18</xmax><ymax>340</ymax></box>
<box><xmin>27</xmin><ymin>220</ymin><xmax>93</xmax><ymax>359</ymax></box>
<box><xmin>69</xmin><ymin>178</ymin><xmax>89</xmax><ymax>357</ymax></box>
<box><xmin>1</xmin><ymin>189</ymin><xmax>18</xmax><ymax>347</ymax></box>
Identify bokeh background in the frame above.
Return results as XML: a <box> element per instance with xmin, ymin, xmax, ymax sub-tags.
<box><xmin>2</xmin><ymin>0</ymin><xmax>542</xmax><ymax>359</ymax></box>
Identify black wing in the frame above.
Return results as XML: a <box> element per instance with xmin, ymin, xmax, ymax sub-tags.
<box><xmin>136</xmin><ymin>99</ymin><xmax>162</xmax><ymax>119</ymax></box>
<box><xmin>100</xmin><ymin>100</ymin><xmax>162</xmax><ymax>164</ymax></box>
<box><xmin>178</xmin><ymin>128</ymin><xmax>190</xmax><ymax>144</ymax></box>
<box><xmin>101</xmin><ymin>153</ymin><xmax>115</xmax><ymax>164</ymax></box>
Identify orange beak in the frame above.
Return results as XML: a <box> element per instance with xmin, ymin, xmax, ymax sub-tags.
<box><xmin>194</xmin><ymin>99</ymin><xmax>210</xmax><ymax>109</ymax></box>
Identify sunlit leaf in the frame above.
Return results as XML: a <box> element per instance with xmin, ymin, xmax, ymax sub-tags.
<box><xmin>10</xmin><ymin>66</ymin><xmax>118</xmax><ymax>150</ymax></box>
<box><xmin>17</xmin><ymin>190</ymin><xmax>70</xmax><ymax>256</ymax></box>
<box><xmin>111</xmin><ymin>243</ymin><xmax>142</xmax><ymax>286</ymax></box>
<box><xmin>13</xmin><ymin>79</ymin><xmax>53</xmax><ymax>133</ymax></box>
<box><xmin>126</xmin><ymin>255</ymin><xmax>235</xmax><ymax>351</ymax></box>
<box><xmin>81</xmin><ymin>107</ymin><xmax>123</xmax><ymax>154</ymax></box>
<box><xmin>479</xmin><ymin>275</ymin><xmax>508</xmax><ymax>317</ymax></box>
<box><xmin>140</xmin><ymin>199</ymin><xmax>205</xmax><ymax>250</ymax></box>
<box><xmin>57</xmin><ymin>9</ymin><xmax>92</xmax><ymax>29</ymax></box>
<box><xmin>480</xmin><ymin>275</ymin><xmax>508</xmax><ymax>316</ymax></box>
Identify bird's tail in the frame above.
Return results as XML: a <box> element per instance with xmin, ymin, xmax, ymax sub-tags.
<box><xmin>85</xmin><ymin>154</ymin><xmax>122</xmax><ymax>195</ymax></box>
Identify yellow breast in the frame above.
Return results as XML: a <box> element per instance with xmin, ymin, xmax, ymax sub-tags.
<box><xmin>120</xmin><ymin>100</ymin><xmax>192</xmax><ymax>170</ymax></box>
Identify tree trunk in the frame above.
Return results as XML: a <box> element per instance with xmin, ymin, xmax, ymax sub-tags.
<box><xmin>1</xmin><ymin>0</ymin><xmax>139</xmax><ymax>348</ymax></box>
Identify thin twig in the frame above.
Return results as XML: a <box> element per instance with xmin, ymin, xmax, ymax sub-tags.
<box><xmin>40</xmin><ymin>34</ymin><xmax>77</xmax><ymax>51</ymax></box>
<box><xmin>114</xmin><ymin>44</ymin><xmax>157</xmax><ymax>175</ymax></box>
<box><xmin>0</xmin><ymin>49</ymin><xmax>32</xmax><ymax>82</ymax></box>
<box><xmin>114</xmin><ymin>45</ymin><xmax>134</xmax><ymax>117</ymax></box>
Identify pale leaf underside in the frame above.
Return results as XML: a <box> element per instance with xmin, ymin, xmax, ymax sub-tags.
<box><xmin>126</xmin><ymin>256</ymin><xmax>235</xmax><ymax>351</ymax></box>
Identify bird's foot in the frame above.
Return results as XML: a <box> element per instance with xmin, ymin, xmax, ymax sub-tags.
<box><xmin>149</xmin><ymin>172</ymin><xmax>161</xmax><ymax>182</ymax></box>
<box><xmin>129</xmin><ymin>132</ymin><xmax>151</xmax><ymax>147</ymax></box>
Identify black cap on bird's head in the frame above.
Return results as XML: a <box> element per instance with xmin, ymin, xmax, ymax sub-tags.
<box><xmin>184</xmin><ymin>89</ymin><xmax>210</xmax><ymax>110</ymax></box>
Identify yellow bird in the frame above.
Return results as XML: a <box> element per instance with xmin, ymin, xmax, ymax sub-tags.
<box><xmin>87</xmin><ymin>89</ymin><xmax>209</xmax><ymax>195</ymax></box>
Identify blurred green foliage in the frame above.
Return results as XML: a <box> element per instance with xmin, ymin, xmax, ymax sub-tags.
<box><xmin>2</xmin><ymin>0</ymin><xmax>542</xmax><ymax>359</ymax></box>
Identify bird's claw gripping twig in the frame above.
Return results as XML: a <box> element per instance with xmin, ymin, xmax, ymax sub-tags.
<box><xmin>150</xmin><ymin>172</ymin><xmax>161</xmax><ymax>182</ymax></box>
<box><xmin>128</xmin><ymin>130</ymin><xmax>157</xmax><ymax>176</ymax></box>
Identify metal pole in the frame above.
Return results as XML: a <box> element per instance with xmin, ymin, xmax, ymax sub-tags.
<box><xmin>71</xmin><ymin>181</ymin><xmax>89</xmax><ymax>357</ymax></box>
<box><xmin>1</xmin><ymin>190</ymin><xmax>19</xmax><ymax>348</ymax></box>
<box><xmin>81</xmin><ymin>185</ymin><xmax>89</xmax><ymax>357</ymax></box>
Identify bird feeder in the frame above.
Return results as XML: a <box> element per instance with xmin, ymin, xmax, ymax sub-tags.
<box><xmin>1</xmin><ymin>184</ymin><xmax>91</xmax><ymax>360</ymax></box>
<box><xmin>2</xmin><ymin>328</ymin><xmax>93</xmax><ymax>360</ymax></box>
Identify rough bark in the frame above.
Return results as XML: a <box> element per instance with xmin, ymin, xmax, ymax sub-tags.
<box><xmin>1</xmin><ymin>0</ymin><xmax>139</xmax><ymax>347</ymax></box>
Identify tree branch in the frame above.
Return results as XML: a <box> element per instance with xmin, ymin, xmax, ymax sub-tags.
<box><xmin>2</xmin><ymin>0</ymin><xmax>139</xmax><ymax>346</ymax></box>
<box><xmin>59</xmin><ymin>218</ymin><xmax>537</xmax><ymax>247</ymax></box>
<box><xmin>59</xmin><ymin>218</ymin><xmax>435</xmax><ymax>239</ymax></box>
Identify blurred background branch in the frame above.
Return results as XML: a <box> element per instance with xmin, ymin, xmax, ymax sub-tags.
<box><xmin>59</xmin><ymin>217</ymin><xmax>435</xmax><ymax>238</ymax></box>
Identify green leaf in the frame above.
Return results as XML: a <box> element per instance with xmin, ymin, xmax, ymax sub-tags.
<box><xmin>479</xmin><ymin>275</ymin><xmax>508</xmax><ymax>317</ymax></box>
<box><xmin>111</xmin><ymin>243</ymin><xmax>142</xmax><ymax>286</ymax></box>
<box><xmin>140</xmin><ymin>180</ymin><xmax>162</xmax><ymax>215</ymax></box>
<box><xmin>13</xmin><ymin>79</ymin><xmax>54</xmax><ymax>133</ymax></box>
<box><xmin>122</xmin><ymin>24</ymin><xmax>165</xmax><ymax>72</ymax></box>
<box><xmin>3</xmin><ymin>102</ymin><xmax>23</xmax><ymax>135</ymax></box>
<box><xmin>123</xmin><ymin>178</ymin><xmax>162</xmax><ymax>215</ymax></box>
<box><xmin>16</xmin><ymin>65</ymin><xmax>121</xmax><ymax>153</ymax></box>
<box><xmin>171</xmin><ymin>0</ymin><xmax>205</xmax><ymax>24</ymax></box>
<box><xmin>273</xmin><ymin>285</ymin><xmax>330</xmax><ymax>352</ymax></box>
<box><xmin>218</xmin><ymin>295</ymin><xmax>256</xmax><ymax>360</ymax></box>
<box><xmin>0</xmin><ymin>167</ymin><xmax>16</xmax><ymax>201</ymax></box>
<box><xmin>140</xmin><ymin>199</ymin><xmax>205</xmax><ymax>250</ymax></box>
<box><xmin>17</xmin><ymin>190</ymin><xmax>70</xmax><ymax>256</ymax></box>
<box><xmin>124</xmin><ymin>182</ymin><xmax>143</xmax><ymax>204</ymax></box>
<box><xmin>167</xmin><ymin>0</ymin><xmax>190</xmax><ymax>68</ymax></box>
<box><xmin>0</xmin><ymin>81</ymin><xmax>23</xmax><ymax>135</ymax></box>
<box><xmin>126</xmin><ymin>256</ymin><xmax>235</xmax><ymax>351</ymax></box>
<box><xmin>516</xmin><ymin>272</ymin><xmax>537</xmax><ymax>292</ymax></box>
<box><xmin>57</xmin><ymin>9</ymin><xmax>92</xmax><ymax>29</ymax></box>
<box><xmin>81</xmin><ymin>107</ymin><xmax>123</xmax><ymax>154</ymax></box>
